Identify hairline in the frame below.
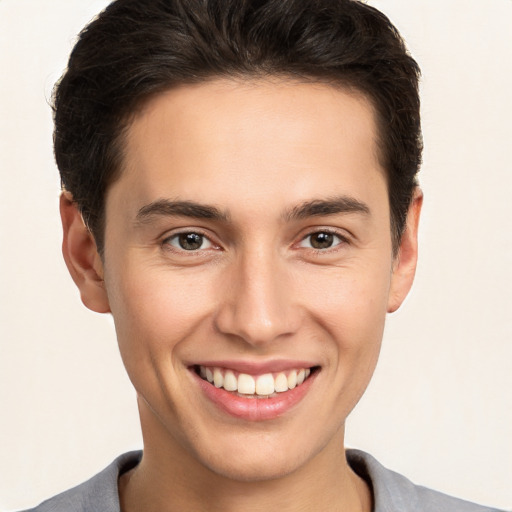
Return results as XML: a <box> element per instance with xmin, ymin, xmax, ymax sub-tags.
<box><xmin>91</xmin><ymin>73</ymin><xmax>402</xmax><ymax>257</ymax></box>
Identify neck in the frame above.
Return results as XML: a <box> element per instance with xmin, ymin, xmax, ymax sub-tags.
<box><xmin>119</xmin><ymin>402</ymin><xmax>372</xmax><ymax>512</ymax></box>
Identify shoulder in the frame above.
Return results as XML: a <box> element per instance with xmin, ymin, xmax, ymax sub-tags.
<box><xmin>19</xmin><ymin>451</ymin><xmax>142</xmax><ymax>512</ymax></box>
<box><xmin>346</xmin><ymin>449</ymin><xmax>505</xmax><ymax>512</ymax></box>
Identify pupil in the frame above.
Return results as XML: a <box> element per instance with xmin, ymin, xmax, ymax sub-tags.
<box><xmin>311</xmin><ymin>232</ymin><xmax>333</xmax><ymax>249</ymax></box>
<box><xmin>179</xmin><ymin>233</ymin><xmax>202</xmax><ymax>250</ymax></box>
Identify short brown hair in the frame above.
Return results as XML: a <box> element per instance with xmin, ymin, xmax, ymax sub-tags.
<box><xmin>53</xmin><ymin>0</ymin><xmax>422</xmax><ymax>254</ymax></box>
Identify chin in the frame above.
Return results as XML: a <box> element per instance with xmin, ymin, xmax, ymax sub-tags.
<box><xmin>202</xmin><ymin>450</ymin><xmax>307</xmax><ymax>483</ymax></box>
<box><xmin>190</xmin><ymin>427</ymin><xmax>329</xmax><ymax>483</ymax></box>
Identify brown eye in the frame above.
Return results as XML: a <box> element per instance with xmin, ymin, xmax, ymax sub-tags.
<box><xmin>299</xmin><ymin>231</ymin><xmax>343</xmax><ymax>250</ymax></box>
<box><xmin>167</xmin><ymin>232</ymin><xmax>212</xmax><ymax>251</ymax></box>
<box><xmin>179</xmin><ymin>233</ymin><xmax>203</xmax><ymax>250</ymax></box>
<box><xmin>310</xmin><ymin>232</ymin><xmax>334</xmax><ymax>249</ymax></box>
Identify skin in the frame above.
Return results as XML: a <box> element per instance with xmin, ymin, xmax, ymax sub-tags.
<box><xmin>61</xmin><ymin>79</ymin><xmax>422</xmax><ymax>512</ymax></box>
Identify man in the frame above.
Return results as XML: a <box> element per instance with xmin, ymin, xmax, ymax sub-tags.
<box><xmin>22</xmin><ymin>0</ymin><xmax>504</xmax><ymax>511</ymax></box>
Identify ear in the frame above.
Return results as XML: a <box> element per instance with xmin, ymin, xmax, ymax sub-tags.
<box><xmin>387</xmin><ymin>188</ymin><xmax>423</xmax><ymax>313</ymax></box>
<box><xmin>60</xmin><ymin>192</ymin><xmax>110</xmax><ymax>313</ymax></box>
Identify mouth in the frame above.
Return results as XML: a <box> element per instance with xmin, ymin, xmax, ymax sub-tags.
<box><xmin>190</xmin><ymin>363</ymin><xmax>319</xmax><ymax>421</ymax></box>
<box><xmin>193</xmin><ymin>365</ymin><xmax>315</xmax><ymax>398</ymax></box>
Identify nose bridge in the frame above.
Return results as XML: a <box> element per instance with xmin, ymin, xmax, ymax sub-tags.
<box><xmin>214</xmin><ymin>242</ymin><xmax>298</xmax><ymax>346</ymax></box>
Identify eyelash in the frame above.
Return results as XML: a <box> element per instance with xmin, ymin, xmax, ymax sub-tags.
<box><xmin>161</xmin><ymin>228</ymin><xmax>349</xmax><ymax>255</ymax></box>
<box><xmin>161</xmin><ymin>230</ymin><xmax>218</xmax><ymax>254</ymax></box>
<box><xmin>297</xmin><ymin>229</ymin><xmax>349</xmax><ymax>252</ymax></box>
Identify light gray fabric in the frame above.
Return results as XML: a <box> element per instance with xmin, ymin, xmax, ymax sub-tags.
<box><xmin>22</xmin><ymin>450</ymin><xmax>505</xmax><ymax>512</ymax></box>
<box><xmin>20</xmin><ymin>452</ymin><xmax>141</xmax><ymax>512</ymax></box>
<box><xmin>346</xmin><ymin>449</ymin><xmax>504</xmax><ymax>512</ymax></box>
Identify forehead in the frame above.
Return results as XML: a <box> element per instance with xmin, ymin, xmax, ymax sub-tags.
<box><xmin>108</xmin><ymin>78</ymin><xmax>386</xmax><ymax>222</ymax></box>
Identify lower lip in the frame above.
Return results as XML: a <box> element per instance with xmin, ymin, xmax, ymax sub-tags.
<box><xmin>191</xmin><ymin>369</ymin><xmax>317</xmax><ymax>421</ymax></box>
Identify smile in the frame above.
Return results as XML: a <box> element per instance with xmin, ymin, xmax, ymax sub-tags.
<box><xmin>191</xmin><ymin>363</ymin><xmax>319</xmax><ymax>421</ymax></box>
<box><xmin>196</xmin><ymin>365</ymin><xmax>313</xmax><ymax>397</ymax></box>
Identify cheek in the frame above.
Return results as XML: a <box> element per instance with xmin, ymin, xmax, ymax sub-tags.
<box><xmin>299</xmin><ymin>261</ymin><xmax>391</xmax><ymax>394</ymax></box>
<box><xmin>321</xmin><ymin>283</ymin><xmax>386</xmax><ymax>380</ymax></box>
<box><xmin>312</xmin><ymin>273</ymin><xmax>389</xmax><ymax>406</ymax></box>
<box><xmin>105</xmin><ymin>261</ymin><xmax>218</xmax><ymax>363</ymax></box>
<box><xmin>302</xmin><ymin>264</ymin><xmax>391</xmax><ymax>342</ymax></box>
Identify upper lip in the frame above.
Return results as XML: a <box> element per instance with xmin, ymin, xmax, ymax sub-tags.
<box><xmin>189</xmin><ymin>359</ymin><xmax>318</xmax><ymax>374</ymax></box>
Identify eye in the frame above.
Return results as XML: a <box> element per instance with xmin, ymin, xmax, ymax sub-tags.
<box><xmin>165</xmin><ymin>232</ymin><xmax>213</xmax><ymax>251</ymax></box>
<box><xmin>299</xmin><ymin>231</ymin><xmax>344</xmax><ymax>250</ymax></box>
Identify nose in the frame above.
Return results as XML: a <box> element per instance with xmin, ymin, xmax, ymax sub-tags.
<box><xmin>214</xmin><ymin>248</ymin><xmax>301</xmax><ymax>347</ymax></box>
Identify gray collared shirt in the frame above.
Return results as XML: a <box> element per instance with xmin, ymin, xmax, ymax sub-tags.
<box><xmin>21</xmin><ymin>450</ymin><xmax>505</xmax><ymax>511</ymax></box>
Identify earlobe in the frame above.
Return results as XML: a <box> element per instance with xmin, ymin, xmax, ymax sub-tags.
<box><xmin>60</xmin><ymin>192</ymin><xmax>110</xmax><ymax>314</ymax></box>
<box><xmin>387</xmin><ymin>188</ymin><xmax>423</xmax><ymax>313</ymax></box>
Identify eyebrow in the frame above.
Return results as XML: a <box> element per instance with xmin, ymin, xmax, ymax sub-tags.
<box><xmin>135</xmin><ymin>199</ymin><xmax>230</xmax><ymax>224</ymax></box>
<box><xmin>134</xmin><ymin>195</ymin><xmax>370</xmax><ymax>226</ymax></box>
<box><xmin>284</xmin><ymin>196</ymin><xmax>371</xmax><ymax>221</ymax></box>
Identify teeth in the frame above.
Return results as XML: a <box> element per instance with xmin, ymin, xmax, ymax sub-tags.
<box><xmin>287</xmin><ymin>370</ymin><xmax>297</xmax><ymax>389</ymax></box>
<box><xmin>238</xmin><ymin>373</ymin><xmax>256</xmax><ymax>394</ymax></box>
<box><xmin>224</xmin><ymin>370</ymin><xmax>238</xmax><ymax>391</ymax></box>
<box><xmin>213</xmin><ymin>368</ymin><xmax>224</xmax><ymax>388</ymax></box>
<box><xmin>274</xmin><ymin>372</ymin><xmax>288</xmax><ymax>392</ymax></box>
<box><xmin>255</xmin><ymin>374</ymin><xmax>274</xmax><ymax>395</ymax></box>
<box><xmin>198</xmin><ymin>366</ymin><xmax>313</xmax><ymax>396</ymax></box>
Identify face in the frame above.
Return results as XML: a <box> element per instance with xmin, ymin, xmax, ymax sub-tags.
<box><xmin>63</xmin><ymin>79</ymin><xmax>420</xmax><ymax>482</ymax></box>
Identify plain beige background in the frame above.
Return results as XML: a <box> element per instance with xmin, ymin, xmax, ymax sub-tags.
<box><xmin>0</xmin><ymin>0</ymin><xmax>510</xmax><ymax>510</ymax></box>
